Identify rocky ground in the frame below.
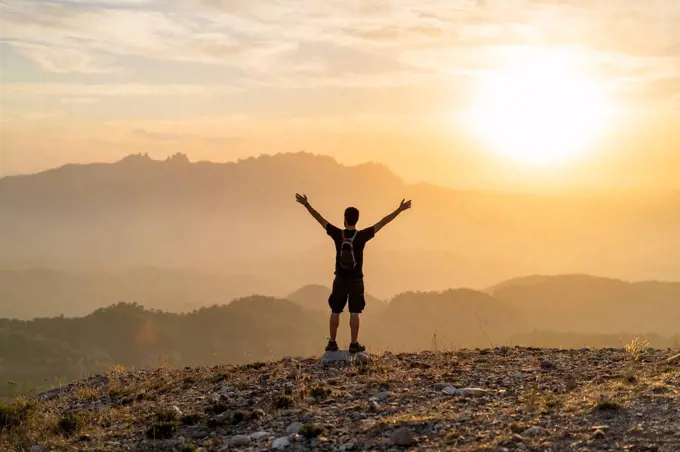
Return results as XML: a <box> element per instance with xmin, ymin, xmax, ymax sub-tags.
<box><xmin>2</xmin><ymin>346</ymin><xmax>679</xmax><ymax>451</ymax></box>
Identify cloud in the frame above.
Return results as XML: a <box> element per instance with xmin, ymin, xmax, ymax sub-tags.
<box><xmin>1</xmin><ymin>0</ymin><xmax>678</xmax><ymax>94</ymax></box>
<box><xmin>59</xmin><ymin>97</ymin><xmax>100</xmax><ymax>105</ymax></box>
<box><xmin>2</xmin><ymin>83</ymin><xmax>241</xmax><ymax>98</ymax></box>
<box><xmin>132</xmin><ymin>128</ymin><xmax>242</xmax><ymax>144</ymax></box>
<box><xmin>0</xmin><ymin>0</ymin><xmax>294</xmax><ymax>75</ymax></box>
<box><xmin>11</xmin><ymin>42</ymin><xmax>120</xmax><ymax>74</ymax></box>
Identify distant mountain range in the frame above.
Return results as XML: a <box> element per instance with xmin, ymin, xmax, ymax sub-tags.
<box><xmin>2</xmin><ymin>152</ymin><xmax>680</xmax><ymax>297</ymax></box>
<box><xmin>488</xmin><ymin>274</ymin><xmax>680</xmax><ymax>336</ymax></box>
<box><xmin>1</xmin><ymin>267</ymin><xmax>678</xmax><ymax>341</ymax></box>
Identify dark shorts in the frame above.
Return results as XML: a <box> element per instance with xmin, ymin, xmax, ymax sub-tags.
<box><xmin>329</xmin><ymin>277</ymin><xmax>365</xmax><ymax>314</ymax></box>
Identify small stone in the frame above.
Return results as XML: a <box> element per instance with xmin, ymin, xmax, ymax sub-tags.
<box><xmin>391</xmin><ymin>427</ymin><xmax>416</xmax><ymax>446</ymax></box>
<box><xmin>250</xmin><ymin>432</ymin><xmax>270</xmax><ymax>441</ymax></box>
<box><xmin>286</xmin><ymin>422</ymin><xmax>303</xmax><ymax>434</ymax></box>
<box><xmin>304</xmin><ymin>397</ymin><xmax>316</xmax><ymax>403</ymax></box>
<box><xmin>441</xmin><ymin>386</ymin><xmax>458</xmax><ymax>395</ymax></box>
<box><xmin>250</xmin><ymin>408</ymin><xmax>266</xmax><ymax>419</ymax></box>
<box><xmin>628</xmin><ymin>426</ymin><xmax>644</xmax><ymax>436</ymax></box>
<box><xmin>454</xmin><ymin>387</ymin><xmax>488</xmax><ymax>397</ymax></box>
<box><xmin>434</xmin><ymin>383</ymin><xmax>452</xmax><ymax>391</ymax></box>
<box><xmin>230</xmin><ymin>435</ymin><xmax>250</xmax><ymax>446</ymax></box>
<box><xmin>540</xmin><ymin>359</ymin><xmax>555</xmax><ymax>370</ymax></box>
<box><xmin>170</xmin><ymin>405</ymin><xmax>183</xmax><ymax>417</ymax></box>
<box><xmin>523</xmin><ymin>426</ymin><xmax>547</xmax><ymax>437</ymax></box>
<box><xmin>592</xmin><ymin>430</ymin><xmax>606</xmax><ymax>439</ymax></box>
<box><xmin>292</xmin><ymin>434</ymin><xmax>305</xmax><ymax>442</ymax></box>
<box><xmin>272</xmin><ymin>437</ymin><xmax>290</xmax><ymax>449</ymax></box>
<box><xmin>187</xmin><ymin>426</ymin><xmax>210</xmax><ymax>439</ymax></box>
<box><xmin>360</xmin><ymin>419</ymin><xmax>377</xmax><ymax>429</ymax></box>
<box><xmin>370</xmin><ymin>391</ymin><xmax>390</xmax><ymax>401</ymax></box>
<box><xmin>310</xmin><ymin>436</ymin><xmax>328</xmax><ymax>447</ymax></box>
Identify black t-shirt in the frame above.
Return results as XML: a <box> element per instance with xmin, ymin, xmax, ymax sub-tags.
<box><xmin>326</xmin><ymin>224</ymin><xmax>375</xmax><ymax>279</ymax></box>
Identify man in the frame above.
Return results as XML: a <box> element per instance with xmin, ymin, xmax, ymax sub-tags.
<box><xmin>295</xmin><ymin>193</ymin><xmax>412</xmax><ymax>353</ymax></box>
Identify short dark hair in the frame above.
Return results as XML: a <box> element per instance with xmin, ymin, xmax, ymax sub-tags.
<box><xmin>344</xmin><ymin>207</ymin><xmax>360</xmax><ymax>226</ymax></box>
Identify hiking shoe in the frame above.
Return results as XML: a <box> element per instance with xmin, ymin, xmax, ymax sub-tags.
<box><xmin>325</xmin><ymin>340</ymin><xmax>339</xmax><ymax>352</ymax></box>
<box><xmin>349</xmin><ymin>342</ymin><xmax>366</xmax><ymax>353</ymax></box>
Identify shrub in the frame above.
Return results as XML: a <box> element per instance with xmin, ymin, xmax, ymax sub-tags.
<box><xmin>0</xmin><ymin>399</ymin><xmax>33</xmax><ymax>430</ymax></box>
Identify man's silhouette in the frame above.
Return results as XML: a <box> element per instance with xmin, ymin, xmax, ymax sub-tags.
<box><xmin>295</xmin><ymin>194</ymin><xmax>412</xmax><ymax>353</ymax></box>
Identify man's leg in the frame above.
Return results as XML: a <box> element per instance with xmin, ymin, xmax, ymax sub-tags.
<box><xmin>348</xmin><ymin>279</ymin><xmax>367</xmax><ymax>352</ymax></box>
<box><xmin>349</xmin><ymin>313</ymin><xmax>360</xmax><ymax>343</ymax></box>
<box><xmin>329</xmin><ymin>313</ymin><xmax>340</xmax><ymax>342</ymax></box>
<box><xmin>327</xmin><ymin>278</ymin><xmax>348</xmax><ymax>351</ymax></box>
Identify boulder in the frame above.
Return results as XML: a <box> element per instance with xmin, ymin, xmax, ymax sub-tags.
<box><xmin>316</xmin><ymin>350</ymin><xmax>371</xmax><ymax>366</ymax></box>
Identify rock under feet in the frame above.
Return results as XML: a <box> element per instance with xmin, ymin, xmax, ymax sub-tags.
<box><xmin>317</xmin><ymin>350</ymin><xmax>372</xmax><ymax>366</ymax></box>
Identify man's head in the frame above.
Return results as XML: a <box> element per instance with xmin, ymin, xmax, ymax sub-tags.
<box><xmin>344</xmin><ymin>207</ymin><xmax>360</xmax><ymax>228</ymax></box>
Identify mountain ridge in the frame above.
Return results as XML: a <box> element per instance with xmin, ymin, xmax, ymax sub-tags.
<box><xmin>3</xmin><ymin>151</ymin><xmax>680</xmax><ymax>296</ymax></box>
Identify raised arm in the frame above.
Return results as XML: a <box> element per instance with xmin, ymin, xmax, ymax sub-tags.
<box><xmin>373</xmin><ymin>199</ymin><xmax>412</xmax><ymax>234</ymax></box>
<box><xmin>295</xmin><ymin>193</ymin><xmax>328</xmax><ymax>229</ymax></box>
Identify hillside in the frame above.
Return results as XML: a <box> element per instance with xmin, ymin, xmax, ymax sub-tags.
<box><xmin>3</xmin><ymin>152</ymin><xmax>680</xmax><ymax>296</ymax></box>
<box><xmin>3</xmin><ymin>277</ymin><xmax>680</xmax><ymax>402</ymax></box>
<box><xmin>489</xmin><ymin>274</ymin><xmax>680</xmax><ymax>336</ymax></box>
<box><xmin>2</xmin><ymin>348</ymin><xmax>679</xmax><ymax>451</ymax></box>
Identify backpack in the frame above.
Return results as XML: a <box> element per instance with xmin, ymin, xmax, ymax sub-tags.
<box><xmin>338</xmin><ymin>230</ymin><xmax>359</xmax><ymax>271</ymax></box>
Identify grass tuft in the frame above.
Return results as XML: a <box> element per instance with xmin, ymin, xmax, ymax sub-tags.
<box><xmin>180</xmin><ymin>414</ymin><xmax>201</xmax><ymax>426</ymax></box>
<box><xmin>273</xmin><ymin>394</ymin><xmax>295</xmax><ymax>409</ymax></box>
<box><xmin>309</xmin><ymin>384</ymin><xmax>332</xmax><ymax>399</ymax></box>
<box><xmin>146</xmin><ymin>422</ymin><xmax>176</xmax><ymax>440</ymax></box>
<box><xmin>625</xmin><ymin>338</ymin><xmax>650</xmax><ymax>362</ymax></box>
<box><xmin>55</xmin><ymin>412</ymin><xmax>85</xmax><ymax>436</ymax></box>
<box><xmin>299</xmin><ymin>424</ymin><xmax>324</xmax><ymax>439</ymax></box>
<box><xmin>593</xmin><ymin>396</ymin><xmax>622</xmax><ymax>412</ymax></box>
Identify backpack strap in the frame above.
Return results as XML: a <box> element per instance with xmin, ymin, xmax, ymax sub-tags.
<box><xmin>342</xmin><ymin>230</ymin><xmax>358</xmax><ymax>243</ymax></box>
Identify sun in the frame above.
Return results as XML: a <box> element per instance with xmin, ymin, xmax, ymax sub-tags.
<box><xmin>466</xmin><ymin>49</ymin><xmax>614</xmax><ymax>166</ymax></box>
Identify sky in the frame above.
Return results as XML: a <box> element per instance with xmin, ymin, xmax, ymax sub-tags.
<box><xmin>1</xmin><ymin>0</ymin><xmax>679</xmax><ymax>191</ymax></box>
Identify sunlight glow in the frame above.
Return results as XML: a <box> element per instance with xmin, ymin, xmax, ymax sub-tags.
<box><xmin>466</xmin><ymin>49</ymin><xmax>615</xmax><ymax>166</ymax></box>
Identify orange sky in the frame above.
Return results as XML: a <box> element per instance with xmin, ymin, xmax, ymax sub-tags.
<box><xmin>1</xmin><ymin>0</ymin><xmax>679</xmax><ymax>191</ymax></box>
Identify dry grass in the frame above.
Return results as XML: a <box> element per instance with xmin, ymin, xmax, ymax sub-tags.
<box><xmin>1</xmin><ymin>348</ymin><xmax>678</xmax><ymax>451</ymax></box>
<box><xmin>624</xmin><ymin>337</ymin><xmax>650</xmax><ymax>361</ymax></box>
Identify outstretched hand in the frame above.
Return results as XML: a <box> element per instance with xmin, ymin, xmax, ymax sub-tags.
<box><xmin>295</xmin><ymin>193</ymin><xmax>309</xmax><ymax>206</ymax></box>
<box><xmin>398</xmin><ymin>198</ymin><xmax>412</xmax><ymax>212</ymax></box>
